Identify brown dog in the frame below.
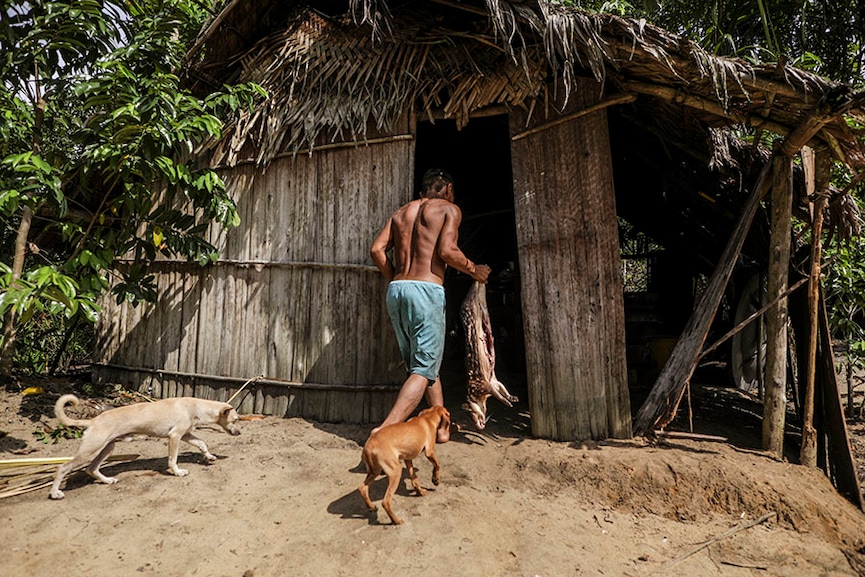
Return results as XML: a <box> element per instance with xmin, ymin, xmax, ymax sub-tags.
<box><xmin>49</xmin><ymin>394</ymin><xmax>241</xmax><ymax>500</ymax></box>
<box><xmin>358</xmin><ymin>405</ymin><xmax>450</xmax><ymax>525</ymax></box>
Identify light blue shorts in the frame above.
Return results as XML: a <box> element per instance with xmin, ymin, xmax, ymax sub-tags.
<box><xmin>386</xmin><ymin>280</ymin><xmax>446</xmax><ymax>382</ymax></box>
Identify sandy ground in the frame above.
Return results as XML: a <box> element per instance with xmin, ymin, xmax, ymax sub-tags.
<box><xmin>2</xmin><ymin>377</ymin><xmax>865</xmax><ymax>577</ymax></box>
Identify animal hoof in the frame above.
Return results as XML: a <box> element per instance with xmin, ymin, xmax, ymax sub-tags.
<box><xmin>49</xmin><ymin>490</ymin><xmax>65</xmax><ymax>500</ymax></box>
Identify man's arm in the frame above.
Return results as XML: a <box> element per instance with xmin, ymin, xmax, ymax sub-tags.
<box><xmin>370</xmin><ymin>218</ymin><xmax>395</xmax><ymax>281</ymax></box>
<box><xmin>437</xmin><ymin>204</ymin><xmax>491</xmax><ymax>283</ymax></box>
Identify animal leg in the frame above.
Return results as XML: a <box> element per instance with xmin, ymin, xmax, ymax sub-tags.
<box><xmin>358</xmin><ymin>471</ymin><xmax>379</xmax><ymax>512</ymax></box>
<box><xmin>49</xmin><ymin>455</ymin><xmax>90</xmax><ymax>500</ymax></box>
<box><xmin>424</xmin><ymin>447</ymin><xmax>441</xmax><ymax>486</ymax></box>
<box><xmin>49</xmin><ymin>435</ymin><xmax>115</xmax><ymax>499</ymax></box>
<box><xmin>85</xmin><ymin>440</ymin><xmax>119</xmax><ymax>484</ymax></box>
<box><xmin>182</xmin><ymin>432</ymin><xmax>216</xmax><ymax>462</ymax></box>
<box><xmin>358</xmin><ymin>452</ymin><xmax>380</xmax><ymax>512</ymax></box>
<box><xmin>490</xmin><ymin>377</ymin><xmax>518</xmax><ymax>406</ymax></box>
<box><xmin>405</xmin><ymin>458</ymin><xmax>426</xmax><ymax>496</ymax></box>
<box><xmin>380</xmin><ymin>464</ymin><xmax>404</xmax><ymax>525</ymax></box>
<box><xmin>167</xmin><ymin>432</ymin><xmax>189</xmax><ymax>476</ymax></box>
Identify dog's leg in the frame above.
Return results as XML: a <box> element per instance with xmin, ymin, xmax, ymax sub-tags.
<box><xmin>424</xmin><ymin>447</ymin><xmax>441</xmax><ymax>486</ymax></box>
<box><xmin>182</xmin><ymin>433</ymin><xmax>216</xmax><ymax>462</ymax></box>
<box><xmin>167</xmin><ymin>432</ymin><xmax>189</xmax><ymax>476</ymax></box>
<box><xmin>49</xmin><ymin>436</ymin><xmax>115</xmax><ymax>499</ymax></box>
<box><xmin>358</xmin><ymin>469</ymin><xmax>379</xmax><ymax>513</ymax></box>
<box><xmin>49</xmin><ymin>457</ymin><xmax>87</xmax><ymax>500</ymax></box>
<box><xmin>380</xmin><ymin>465</ymin><xmax>405</xmax><ymax>525</ymax></box>
<box><xmin>404</xmin><ymin>458</ymin><xmax>426</xmax><ymax>496</ymax></box>
<box><xmin>85</xmin><ymin>440</ymin><xmax>120</xmax><ymax>485</ymax></box>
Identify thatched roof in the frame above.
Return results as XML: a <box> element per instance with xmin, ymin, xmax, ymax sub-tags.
<box><xmin>184</xmin><ymin>0</ymin><xmax>865</xmax><ymax>173</ymax></box>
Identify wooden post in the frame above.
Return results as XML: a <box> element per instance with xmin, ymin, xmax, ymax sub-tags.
<box><xmin>800</xmin><ymin>151</ymin><xmax>831</xmax><ymax>467</ymax></box>
<box><xmin>762</xmin><ymin>152</ymin><xmax>793</xmax><ymax>457</ymax></box>
<box><xmin>510</xmin><ymin>81</ymin><xmax>631</xmax><ymax>441</ymax></box>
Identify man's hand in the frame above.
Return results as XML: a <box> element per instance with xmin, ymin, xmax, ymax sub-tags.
<box><xmin>472</xmin><ymin>264</ymin><xmax>492</xmax><ymax>284</ymax></box>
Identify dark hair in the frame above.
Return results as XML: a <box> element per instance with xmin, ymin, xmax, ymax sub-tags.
<box><xmin>422</xmin><ymin>168</ymin><xmax>453</xmax><ymax>196</ymax></box>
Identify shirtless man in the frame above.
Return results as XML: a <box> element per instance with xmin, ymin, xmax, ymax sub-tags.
<box><xmin>370</xmin><ymin>168</ymin><xmax>491</xmax><ymax>443</ymax></box>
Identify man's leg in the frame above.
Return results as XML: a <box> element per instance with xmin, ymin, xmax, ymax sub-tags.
<box><xmin>423</xmin><ymin>378</ymin><xmax>450</xmax><ymax>443</ymax></box>
<box><xmin>372</xmin><ymin>373</ymin><xmax>429</xmax><ymax>434</ymax></box>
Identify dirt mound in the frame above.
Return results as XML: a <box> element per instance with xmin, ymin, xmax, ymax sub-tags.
<box><xmin>500</xmin><ymin>437</ymin><xmax>864</xmax><ymax>548</ymax></box>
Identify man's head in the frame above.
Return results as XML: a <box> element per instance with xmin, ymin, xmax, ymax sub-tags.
<box><xmin>421</xmin><ymin>168</ymin><xmax>454</xmax><ymax>200</ymax></box>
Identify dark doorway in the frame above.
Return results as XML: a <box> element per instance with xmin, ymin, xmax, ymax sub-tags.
<box><xmin>413</xmin><ymin>115</ymin><xmax>528</xmax><ymax>433</ymax></box>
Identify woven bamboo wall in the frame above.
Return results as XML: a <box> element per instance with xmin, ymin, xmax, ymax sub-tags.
<box><xmin>510</xmin><ymin>80</ymin><xmax>632</xmax><ymax>441</ymax></box>
<box><xmin>93</xmin><ymin>129</ymin><xmax>414</xmax><ymax>423</ymax></box>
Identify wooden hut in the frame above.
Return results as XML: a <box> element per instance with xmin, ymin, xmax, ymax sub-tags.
<box><xmin>92</xmin><ymin>0</ymin><xmax>865</xmax><ymax>452</ymax></box>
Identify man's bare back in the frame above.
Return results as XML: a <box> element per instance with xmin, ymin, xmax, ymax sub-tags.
<box><xmin>371</xmin><ymin>181</ymin><xmax>488</xmax><ymax>285</ymax></box>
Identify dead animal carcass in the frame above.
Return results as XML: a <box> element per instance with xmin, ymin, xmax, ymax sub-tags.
<box><xmin>459</xmin><ymin>281</ymin><xmax>518</xmax><ymax>429</ymax></box>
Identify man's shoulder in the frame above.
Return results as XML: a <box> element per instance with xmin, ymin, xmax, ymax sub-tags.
<box><xmin>423</xmin><ymin>198</ymin><xmax>460</xmax><ymax>213</ymax></box>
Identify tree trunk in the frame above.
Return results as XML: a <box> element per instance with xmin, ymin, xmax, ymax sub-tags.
<box><xmin>0</xmin><ymin>87</ymin><xmax>45</xmax><ymax>375</ymax></box>
<box><xmin>0</xmin><ymin>205</ymin><xmax>34</xmax><ymax>374</ymax></box>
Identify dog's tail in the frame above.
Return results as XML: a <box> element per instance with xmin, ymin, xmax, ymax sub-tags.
<box><xmin>54</xmin><ymin>394</ymin><xmax>92</xmax><ymax>428</ymax></box>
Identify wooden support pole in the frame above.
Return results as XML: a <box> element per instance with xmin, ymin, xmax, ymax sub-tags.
<box><xmin>762</xmin><ymin>152</ymin><xmax>793</xmax><ymax>457</ymax></box>
<box><xmin>801</xmin><ymin>151</ymin><xmax>831</xmax><ymax>467</ymax></box>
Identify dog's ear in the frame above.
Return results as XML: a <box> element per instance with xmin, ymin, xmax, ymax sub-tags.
<box><xmin>438</xmin><ymin>407</ymin><xmax>451</xmax><ymax>432</ymax></box>
<box><xmin>221</xmin><ymin>405</ymin><xmax>235</xmax><ymax>417</ymax></box>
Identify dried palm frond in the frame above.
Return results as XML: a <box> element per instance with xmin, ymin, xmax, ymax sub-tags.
<box><xmin>185</xmin><ymin>0</ymin><xmax>865</xmax><ymax>173</ymax></box>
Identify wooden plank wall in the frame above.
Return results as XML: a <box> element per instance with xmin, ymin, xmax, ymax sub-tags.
<box><xmin>93</xmin><ymin>128</ymin><xmax>414</xmax><ymax>423</ymax></box>
<box><xmin>510</xmin><ymin>79</ymin><xmax>632</xmax><ymax>441</ymax></box>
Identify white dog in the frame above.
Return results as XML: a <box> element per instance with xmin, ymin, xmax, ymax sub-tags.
<box><xmin>49</xmin><ymin>394</ymin><xmax>241</xmax><ymax>499</ymax></box>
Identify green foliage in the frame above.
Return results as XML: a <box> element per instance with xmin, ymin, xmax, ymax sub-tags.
<box><xmin>0</xmin><ymin>1</ymin><xmax>265</xmax><ymax>370</ymax></box>
<box><xmin>824</xmin><ymin>232</ymin><xmax>865</xmax><ymax>366</ymax></box>
<box><xmin>33</xmin><ymin>423</ymin><xmax>83</xmax><ymax>444</ymax></box>
<box><xmin>645</xmin><ymin>1</ymin><xmax>865</xmax><ymax>85</ymax></box>
<box><xmin>13</xmin><ymin>311</ymin><xmax>93</xmax><ymax>374</ymax></box>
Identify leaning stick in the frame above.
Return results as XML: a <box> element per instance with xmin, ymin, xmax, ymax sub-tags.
<box><xmin>651</xmin><ymin>512</ymin><xmax>777</xmax><ymax>574</ymax></box>
<box><xmin>226</xmin><ymin>374</ymin><xmax>264</xmax><ymax>405</ymax></box>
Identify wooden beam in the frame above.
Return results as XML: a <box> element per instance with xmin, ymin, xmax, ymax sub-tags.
<box><xmin>817</xmin><ymin>288</ymin><xmax>865</xmax><ymax>510</ymax></box>
<box><xmin>511</xmin><ymin>94</ymin><xmax>637</xmax><ymax>141</ymax></box>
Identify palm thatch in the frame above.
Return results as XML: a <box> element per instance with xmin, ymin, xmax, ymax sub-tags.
<box><xmin>184</xmin><ymin>0</ymin><xmax>865</xmax><ymax>171</ymax></box>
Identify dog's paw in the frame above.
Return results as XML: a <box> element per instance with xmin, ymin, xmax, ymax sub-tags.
<box><xmin>432</xmin><ymin>474</ymin><xmax>440</xmax><ymax>486</ymax></box>
<box><xmin>171</xmin><ymin>468</ymin><xmax>189</xmax><ymax>477</ymax></box>
<box><xmin>203</xmin><ymin>453</ymin><xmax>217</xmax><ymax>462</ymax></box>
<box><xmin>102</xmin><ymin>476</ymin><xmax>119</xmax><ymax>485</ymax></box>
<box><xmin>49</xmin><ymin>490</ymin><xmax>65</xmax><ymax>500</ymax></box>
